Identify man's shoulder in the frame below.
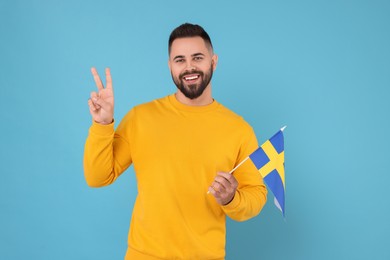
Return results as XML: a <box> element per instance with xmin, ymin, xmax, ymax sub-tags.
<box><xmin>215</xmin><ymin>102</ymin><xmax>254</xmax><ymax>131</ymax></box>
<box><xmin>216</xmin><ymin>102</ymin><xmax>248</xmax><ymax>121</ymax></box>
<box><xmin>119</xmin><ymin>95</ymin><xmax>171</xmax><ymax>127</ymax></box>
<box><xmin>216</xmin><ymin>103</ymin><xmax>241</xmax><ymax>118</ymax></box>
<box><xmin>131</xmin><ymin>95</ymin><xmax>170</xmax><ymax>113</ymax></box>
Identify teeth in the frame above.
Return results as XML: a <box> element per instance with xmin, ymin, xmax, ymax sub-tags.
<box><xmin>184</xmin><ymin>75</ymin><xmax>199</xmax><ymax>80</ymax></box>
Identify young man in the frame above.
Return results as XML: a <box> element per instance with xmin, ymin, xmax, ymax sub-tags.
<box><xmin>84</xmin><ymin>23</ymin><xmax>267</xmax><ymax>260</ymax></box>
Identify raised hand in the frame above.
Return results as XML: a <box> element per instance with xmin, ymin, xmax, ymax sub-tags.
<box><xmin>88</xmin><ymin>67</ymin><xmax>114</xmax><ymax>125</ymax></box>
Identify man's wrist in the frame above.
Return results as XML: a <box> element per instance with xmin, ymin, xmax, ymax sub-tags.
<box><xmin>95</xmin><ymin>118</ymin><xmax>114</xmax><ymax>125</ymax></box>
<box><xmin>222</xmin><ymin>194</ymin><xmax>235</xmax><ymax>206</ymax></box>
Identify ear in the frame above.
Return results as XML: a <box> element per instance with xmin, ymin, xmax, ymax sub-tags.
<box><xmin>212</xmin><ymin>54</ymin><xmax>218</xmax><ymax>71</ymax></box>
<box><xmin>168</xmin><ymin>59</ymin><xmax>171</xmax><ymax>71</ymax></box>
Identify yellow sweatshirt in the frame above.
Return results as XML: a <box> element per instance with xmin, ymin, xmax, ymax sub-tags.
<box><xmin>84</xmin><ymin>94</ymin><xmax>267</xmax><ymax>260</ymax></box>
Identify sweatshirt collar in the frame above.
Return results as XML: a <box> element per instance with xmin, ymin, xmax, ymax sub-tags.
<box><xmin>168</xmin><ymin>94</ymin><xmax>220</xmax><ymax>113</ymax></box>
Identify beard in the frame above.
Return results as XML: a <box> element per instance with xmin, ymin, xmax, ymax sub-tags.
<box><xmin>171</xmin><ymin>63</ymin><xmax>214</xmax><ymax>100</ymax></box>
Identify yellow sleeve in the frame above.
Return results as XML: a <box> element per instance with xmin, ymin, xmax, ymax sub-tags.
<box><xmin>221</xmin><ymin>126</ymin><xmax>267</xmax><ymax>221</ymax></box>
<box><xmin>83</xmin><ymin>110</ymin><xmax>134</xmax><ymax>187</ymax></box>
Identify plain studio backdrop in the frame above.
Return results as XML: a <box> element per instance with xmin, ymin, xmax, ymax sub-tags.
<box><xmin>1</xmin><ymin>0</ymin><xmax>389</xmax><ymax>259</ymax></box>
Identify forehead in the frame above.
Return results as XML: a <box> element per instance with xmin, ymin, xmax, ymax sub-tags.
<box><xmin>170</xmin><ymin>36</ymin><xmax>211</xmax><ymax>58</ymax></box>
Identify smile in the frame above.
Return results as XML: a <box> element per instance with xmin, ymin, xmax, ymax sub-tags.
<box><xmin>183</xmin><ymin>74</ymin><xmax>200</xmax><ymax>81</ymax></box>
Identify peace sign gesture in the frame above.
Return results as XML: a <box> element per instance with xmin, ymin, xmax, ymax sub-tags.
<box><xmin>88</xmin><ymin>67</ymin><xmax>114</xmax><ymax>125</ymax></box>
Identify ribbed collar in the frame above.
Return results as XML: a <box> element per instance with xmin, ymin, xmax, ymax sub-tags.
<box><xmin>168</xmin><ymin>94</ymin><xmax>220</xmax><ymax>113</ymax></box>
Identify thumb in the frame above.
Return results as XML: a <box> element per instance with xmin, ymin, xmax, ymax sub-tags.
<box><xmin>94</xmin><ymin>97</ymin><xmax>111</xmax><ymax>110</ymax></box>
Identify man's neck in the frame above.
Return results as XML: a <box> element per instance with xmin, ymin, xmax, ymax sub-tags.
<box><xmin>175</xmin><ymin>86</ymin><xmax>213</xmax><ymax>106</ymax></box>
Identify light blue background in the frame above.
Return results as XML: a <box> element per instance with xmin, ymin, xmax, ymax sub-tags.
<box><xmin>1</xmin><ymin>0</ymin><xmax>389</xmax><ymax>259</ymax></box>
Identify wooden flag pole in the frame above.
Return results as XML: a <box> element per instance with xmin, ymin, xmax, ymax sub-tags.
<box><xmin>228</xmin><ymin>157</ymin><xmax>249</xmax><ymax>174</ymax></box>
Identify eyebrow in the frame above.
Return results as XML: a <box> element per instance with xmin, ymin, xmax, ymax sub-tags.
<box><xmin>173</xmin><ymin>53</ymin><xmax>205</xmax><ymax>60</ymax></box>
<box><xmin>192</xmin><ymin>53</ymin><xmax>205</xmax><ymax>57</ymax></box>
<box><xmin>173</xmin><ymin>55</ymin><xmax>185</xmax><ymax>60</ymax></box>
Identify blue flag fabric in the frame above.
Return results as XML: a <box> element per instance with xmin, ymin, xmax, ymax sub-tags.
<box><xmin>249</xmin><ymin>129</ymin><xmax>285</xmax><ymax>216</ymax></box>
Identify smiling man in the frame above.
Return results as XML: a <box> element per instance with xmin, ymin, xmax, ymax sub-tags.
<box><xmin>169</xmin><ymin>36</ymin><xmax>216</xmax><ymax>103</ymax></box>
<box><xmin>84</xmin><ymin>23</ymin><xmax>267</xmax><ymax>260</ymax></box>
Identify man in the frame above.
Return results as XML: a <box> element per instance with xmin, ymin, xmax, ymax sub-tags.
<box><xmin>84</xmin><ymin>23</ymin><xmax>267</xmax><ymax>260</ymax></box>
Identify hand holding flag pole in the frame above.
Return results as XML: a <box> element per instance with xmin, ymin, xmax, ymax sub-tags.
<box><xmin>208</xmin><ymin>126</ymin><xmax>287</xmax><ymax>217</ymax></box>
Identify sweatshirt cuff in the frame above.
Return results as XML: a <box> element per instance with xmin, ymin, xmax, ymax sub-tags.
<box><xmin>89</xmin><ymin>120</ymin><xmax>115</xmax><ymax>136</ymax></box>
<box><xmin>221</xmin><ymin>190</ymin><xmax>241</xmax><ymax>211</ymax></box>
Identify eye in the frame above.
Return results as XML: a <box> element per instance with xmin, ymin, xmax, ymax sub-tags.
<box><xmin>194</xmin><ymin>56</ymin><xmax>203</xmax><ymax>61</ymax></box>
<box><xmin>175</xmin><ymin>59</ymin><xmax>185</xmax><ymax>63</ymax></box>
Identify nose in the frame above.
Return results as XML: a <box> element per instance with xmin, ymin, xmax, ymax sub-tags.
<box><xmin>185</xmin><ymin>60</ymin><xmax>196</xmax><ymax>71</ymax></box>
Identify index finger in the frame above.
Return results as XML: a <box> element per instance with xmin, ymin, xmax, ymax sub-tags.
<box><xmin>105</xmin><ymin>68</ymin><xmax>113</xmax><ymax>90</ymax></box>
<box><xmin>91</xmin><ymin>67</ymin><xmax>104</xmax><ymax>90</ymax></box>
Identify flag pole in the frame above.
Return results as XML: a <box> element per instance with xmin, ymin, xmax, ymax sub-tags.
<box><xmin>229</xmin><ymin>157</ymin><xmax>249</xmax><ymax>174</ymax></box>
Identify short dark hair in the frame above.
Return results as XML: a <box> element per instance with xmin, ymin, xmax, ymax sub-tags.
<box><xmin>168</xmin><ymin>23</ymin><xmax>213</xmax><ymax>54</ymax></box>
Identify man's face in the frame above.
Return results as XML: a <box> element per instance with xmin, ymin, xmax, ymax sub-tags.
<box><xmin>169</xmin><ymin>37</ymin><xmax>218</xmax><ymax>100</ymax></box>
